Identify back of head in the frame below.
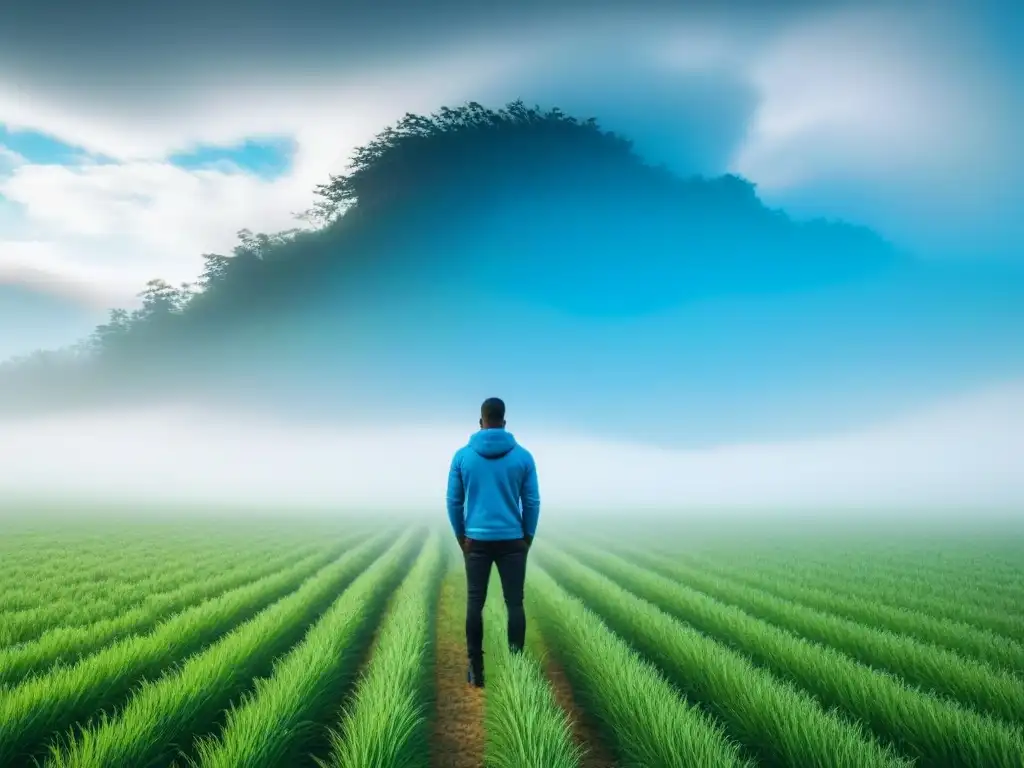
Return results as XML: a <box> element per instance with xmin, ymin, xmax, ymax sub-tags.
<box><xmin>480</xmin><ymin>397</ymin><xmax>506</xmax><ymax>429</ymax></box>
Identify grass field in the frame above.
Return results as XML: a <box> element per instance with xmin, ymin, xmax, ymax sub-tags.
<box><xmin>0</xmin><ymin>515</ymin><xmax>1022</xmax><ymax>767</ymax></box>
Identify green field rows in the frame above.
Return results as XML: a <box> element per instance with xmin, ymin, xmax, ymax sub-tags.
<box><xmin>0</xmin><ymin>538</ymin><xmax>318</xmax><ymax>648</ymax></box>
<box><xmin>529</xmin><ymin>565</ymin><xmax>753</xmax><ymax>767</ymax></box>
<box><xmin>0</xmin><ymin>518</ymin><xmax>1020</xmax><ymax>767</ymax></box>
<box><xmin>480</xmin><ymin>567</ymin><xmax>580</xmax><ymax>768</ymax></box>
<box><xmin>563</xmin><ymin>546</ymin><xmax>1024</xmax><ymax>767</ymax></box>
<box><xmin>616</xmin><ymin>548</ymin><xmax>1024</xmax><ymax>724</ymax></box>
<box><xmin>670</xmin><ymin>550</ymin><xmax>1024</xmax><ymax>675</ymax></box>
<box><xmin>705</xmin><ymin>550</ymin><xmax>1024</xmax><ymax>625</ymax></box>
<box><xmin>318</xmin><ymin>532</ymin><xmax>445</xmax><ymax>768</ymax></box>
<box><xmin>45</xmin><ymin>534</ymin><xmax>400</xmax><ymax>768</ymax></box>
<box><xmin>725</xmin><ymin>553</ymin><xmax>1024</xmax><ymax>643</ymax></box>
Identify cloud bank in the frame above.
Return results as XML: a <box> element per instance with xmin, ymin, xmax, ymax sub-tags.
<box><xmin>2</xmin><ymin>381</ymin><xmax>1020</xmax><ymax>513</ymax></box>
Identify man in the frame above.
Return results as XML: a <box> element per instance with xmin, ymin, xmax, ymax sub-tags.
<box><xmin>446</xmin><ymin>397</ymin><xmax>540</xmax><ymax>688</ymax></box>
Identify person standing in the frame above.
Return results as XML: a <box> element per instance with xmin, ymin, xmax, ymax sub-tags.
<box><xmin>446</xmin><ymin>397</ymin><xmax>540</xmax><ymax>688</ymax></box>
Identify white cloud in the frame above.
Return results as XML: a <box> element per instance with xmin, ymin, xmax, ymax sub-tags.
<box><xmin>1</xmin><ymin>380</ymin><xmax>1021</xmax><ymax>511</ymax></box>
<box><xmin>0</xmin><ymin>246</ymin><xmax>129</xmax><ymax>308</ymax></box>
<box><xmin>1</xmin><ymin>160</ymin><xmax>310</xmax><ymax>296</ymax></box>
<box><xmin>727</xmin><ymin>6</ymin><xmax>1023</xmax><ymax>257</ymax></box>
<box><xmin>0</xmin><ymin>42</ymin><xmax>537</xmax><ymax>306</ymax></box>
<box><xmin>730</xmin><ymin>9</ymin><xmax>965</xmax><ymax>188</ymax></box>
<box><xmin>0</xmin><ymin>144</ymin><xmax>25</xmax><ymax>171</ymax></box>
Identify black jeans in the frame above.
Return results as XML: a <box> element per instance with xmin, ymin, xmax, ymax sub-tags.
<box><xmin>464</xmin><ymin>537</ymin><xmax>529</xmax><ymax>660</ymax></box>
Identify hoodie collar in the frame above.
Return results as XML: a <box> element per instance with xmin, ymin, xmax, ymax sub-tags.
<box><xmin>469</xmin><ymin>428</ymin><xmax>518</xmax><ymax>459</ymax></box>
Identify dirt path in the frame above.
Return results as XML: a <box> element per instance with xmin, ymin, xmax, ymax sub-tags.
<box><xmin>530</xmin><ymin>629</ymin><xmax>619</xmax><ymax>768</ymax></box>
<box><xmin>431</xmin><ymin>566</ymin><xmax>486</xmax><ymax>768</ymax></box>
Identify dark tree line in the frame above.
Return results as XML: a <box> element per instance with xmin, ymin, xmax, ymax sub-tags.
<box><xmin>2</xmin><ymin>102</ymin><xmax>651</xmax><ymax>368</ymax></box>
<box><xmin>0</xmin><ymin>99</ymin><xmax>895</xmax><ymax>414</ymax></box>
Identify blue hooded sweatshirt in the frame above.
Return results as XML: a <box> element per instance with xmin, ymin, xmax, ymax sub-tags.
<box><xmin>446</xmin><ymin>428</ymin><xmax>540</xmax><ymax>542</ymax></box>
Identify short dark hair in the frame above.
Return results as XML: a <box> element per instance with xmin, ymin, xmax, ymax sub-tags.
<box><xmin>480</xmin><ymin>397</ymin><xmax>506</xmax><ymax>425</ymax></box>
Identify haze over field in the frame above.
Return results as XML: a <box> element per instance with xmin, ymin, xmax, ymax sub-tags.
<box><xmin>1</xmin><ymin>384</ymin><xmax>1023</xmax><ymax>513</ymax></box>
<box><xmin>1</xmin><ymin>0</ymin><xmax>1022</xmax><ymax>515</ymax></box>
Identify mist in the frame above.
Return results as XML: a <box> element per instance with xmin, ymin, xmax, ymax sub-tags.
<box><xmin>2</xmin><ymin>379</ymin><xmax>1021</xmax><ymax>522</ymax></box>
<box><xmin>2</xmin><ymin>100</ymin><xmax>1022</xmax><ymax>528</ymax></box>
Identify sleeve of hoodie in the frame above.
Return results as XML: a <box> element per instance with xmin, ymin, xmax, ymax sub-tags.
<box><xmin>446</xmin><ymin>451</ymin><xmax>466</xmax><ymax>539</ymax></box>
<box><xmin>520</xmin><ymin>453</ymin><xmax>541</xmax><ymax>538</ymax></box>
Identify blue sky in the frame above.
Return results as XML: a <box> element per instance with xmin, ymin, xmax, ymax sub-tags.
<box><xmin>0</xmin><ymin>126</ymin><xmax>113</xmax><ymax>166</ymax></box>
<box><xmin>0</xmin><ymin>124</ymin><xmax>294</xmax><ymax>175</ymax></box>
<box><xmin>0</xmin><ymin>0</ymin><xmax>1022</xmax><ymax>509</ymax></box>
<box><xmin>167</xmin><ymin>137</ymin><xmax>296</xmax><ymax>178</ymax></box>
<box><xmin>0</xmin><ymin>130</ymin><xmax>297</xmax><ymax>360</ymax></box>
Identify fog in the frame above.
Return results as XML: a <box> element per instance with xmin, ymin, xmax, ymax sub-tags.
<box><xmin>2</xmin><ymin>379</ymin><xmax>1021</xmax><ymax>523</ymax></box>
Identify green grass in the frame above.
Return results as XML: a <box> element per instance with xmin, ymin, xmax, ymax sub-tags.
<box><xmin>539</xmin><ymin>548</ymin><xmax>908</xmax><ymax>768</ymax></box>
<box><xmin>0</xmin><ymin>541</ymin><xmax>335</xmax><ymax>685</ymax></box>
<box><xmin>0</xmin><ymin>543</ymin><xmax>226</xmax><ymax>616</ymax></box>
<box><xmin>572</xmin><ymin>546</ymin><xmax>1024</xmax><ymax>768</ymax></box>
<box><xmin>482</xmin><ymin>565</ymin><xmax>581</xmax><ymax>768</ymax></box>
<box><xmin>705</xmin><ymin>549</ymin><xmax>1024</xmax><ymax>640</ymax></box>
<box><xmin>43</xmin><ymin>534</ymin><xmax>397</xmax><ymax>768</ymax></box>
<box><xmin>0</xmin><ymin>531</ymin><xmax>256</xmax><ymax>607</ymax></box>
<box><xmin>191</xmin><ymin>531</ymin><xmax>421</xmax><ymax>767</ymax></box>
<box><xmin>0</xmin><ymin>537</ymin><xmax>311</xmax><ymax>646</ymax></box>
<box><xmin>317</xmin><ymin>532</ymin><xmax>446</xmax><ymax>768</ymax></box>
<box><xmin>0</xmin><ymin>533</ymin><xmax>391</xmax><ymax>768</ymax></box>
<box><xmin>530</xmin><ymin>562</ymin><xmax>752</xmax><ymax>768</ymax></box>
<box><xmin>626</xmin><ymin>547</ymin><xmax>1024</xmax><ymax>724</ymax></box>
<box><xmin>1</xmin><ymin>518</ymin><xmax>1021</xmax><ymax>768</ymax></box>
<box><xmin>743</xmin><ymin>544</ymin><xmax>1024</xmax><ymax>597</ymax></box>
<box><xmin>675</xmin><ymin>549</ymin><xmax>1024</xmax><ymax>676</ymax></box>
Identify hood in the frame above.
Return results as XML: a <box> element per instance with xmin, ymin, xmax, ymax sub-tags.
<box><xmin>469</xmin><ymin>428</ymin><xmax>518</xmax><ymax>459</ymax></box>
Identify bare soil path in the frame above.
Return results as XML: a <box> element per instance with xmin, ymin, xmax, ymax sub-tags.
<box><xmin>431</xmin><ymin>566</ymin><xmax>486</xmax><ymax>768</ymax></box>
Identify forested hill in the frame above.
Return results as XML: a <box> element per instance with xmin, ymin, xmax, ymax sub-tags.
<box><xmin>0</xmin><ymin>101</ymin><xmax>899</xmax><ymax>418</ymax></box>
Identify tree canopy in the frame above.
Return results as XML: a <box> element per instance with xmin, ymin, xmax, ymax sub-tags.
<box><xmin>0</xmin><ymin>100</ymin><xmax>896</xmax><ymax>416</ymax></box>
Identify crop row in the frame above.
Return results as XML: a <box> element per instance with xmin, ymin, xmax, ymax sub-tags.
<box><xmin>0</xmin><ymin>530</ymin><xmax>239</xmax><ymax>586</ymax></box>
<box><xmin>0</xmin><ymin>537</ymin><xmax>237</xmax><ymax>611</ymax></box>
<box><xmin>784</xmin><ymin>544</ymin><xmax>1024</xmax><ymax>585</ymax></box>
<box><xmin>0</xmin><ymin>538</ymin><xmax>314</xmax><ymax>647</ymax></box>
<box><xmin>616</xmin><ymin>530</ymin><xmax>1024</xmax><ymax>643</ymax></box>
<box><xmin>0</xmin><ymin>540</ymin><xmax>349</xmax><ymax>686</ymax></box>
<box><xmin>734</xmin><ymin>548</ymin><xmax>1024</xmax><ymax>614</ymax></box>
<box><xmin>702</xmin><ymin>541</ymin><xmax>1024</xmax><ymax>600</ymax></box>
<box><xmin>0</xmin><ymin>531</ymin><xmax>394</xmax><ymax>767</ymax></box>
<box><xmin>602</xmin><ymin>530</ymin><xmax>1024</xmax><ymax>615</ymax></box>
<box><xmin>878</xmin><ymin>565</ymin><xmax>1024</xmax><ymax>602</ymax></box>
<box><xmin>536</xmin><ymin>548</ymin><xmax>906</xmax><ymax>767</ymax></box>
<box><xmin>0</xmin><ymin>528</ymin><xmax>312</xmax><ymax>615</ymax></box>
<box><xmin>699</xmin><ymin>536</ymin><xmax>1023</xmax><ymax>569</ymax></box>
<box><xmin>0</xmin><ymin>537</ymin><xmax>161</xmax><ymax>573</ymax></box>
<box><xmin>566</xmin><ymin>547</ymin><xmax>1024</xmax><ymax>768</ymax></box>
<box><xmin>529</xmin><ymin>563</ymin><xmax>754</xmax><ymax>767</ymax></box>
<box><xmin>481</xmin><ymin>568</ymin><xmax>580</xmax><ymax>768</ymax></box>
<box><xmin>671</xmin><ymin>550</ymin><xmax>1024</xmax><ymax>676</ymax></box>
<box><xmin>192</xmin><ymin>531</ymin><xmax>420</xmax><ymax>767</ymax></box>
<box><xmin>317</xmin><ymin>532</ymin><xmax>445</xmax><ymax>768</ymax></box>
<box><xmin>0</xmin><ymin>523</ymin><xmax>338</xmax><ymax>594</ymax></box>
<box><xmin>619</xmin><ymin>547</ymin><xmax>1024</xmax><ymax>725</ymax></box>
<box><xmin>45</xmin><ymin>531</ymin><xmax>415</xmax><ymax>768</ymax></box>
<box><xmin>0</xmin><ymin>541</ymin><xmax>249</xmax><ymax>617</ymax></box>
<box><xmin>703</xmin><ymin>550</ymin><xmax>1024</xmax><ymax>643</ymax></box>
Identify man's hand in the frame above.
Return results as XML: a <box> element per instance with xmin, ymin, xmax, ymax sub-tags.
<box><xmin>458</xmin><ymin>535</ymin><xmax>469</xmax><ymax>554</ymax></box>
<box><xmin>523</xmin><ymin>534</ymin><xmax>533</xmax><ymax>549</ymax></box>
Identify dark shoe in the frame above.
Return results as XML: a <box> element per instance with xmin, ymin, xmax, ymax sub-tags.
<box><xmin>467</xmin><ymin>655</ymin><xmax>485</xmax><ymax>688</ymax></box>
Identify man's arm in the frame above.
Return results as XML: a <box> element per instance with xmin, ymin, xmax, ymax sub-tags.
<box><xmin>520</xmin><ymin>455</ymin><xmax>540</xmax><ymax>545</ymax></box>
<box><xmin>446</xmin><ymin>452</ymin><xmax>466</xmax><ymax>545</ymax></box>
